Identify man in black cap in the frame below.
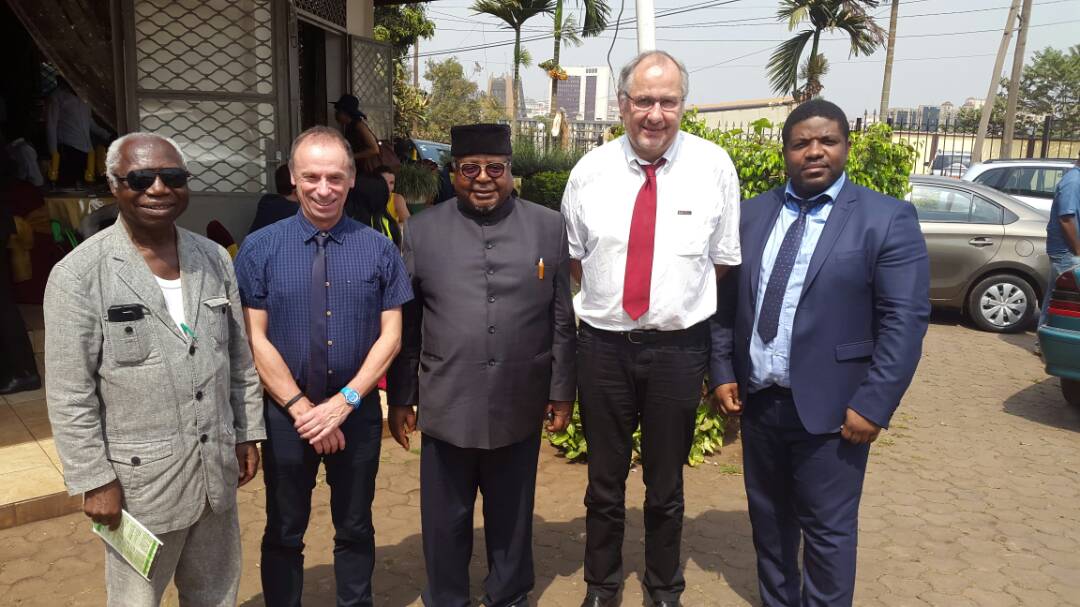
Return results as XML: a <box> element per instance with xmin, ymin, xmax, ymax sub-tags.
<box><xmin>331</xmin><ymin>94</ymin><xmax>380</xmax><ymax>174</ymax></box>
<box><xmin>388</xmin><ymin>123</ymin><xmax>577</xmax><ymax>607</ymax></box>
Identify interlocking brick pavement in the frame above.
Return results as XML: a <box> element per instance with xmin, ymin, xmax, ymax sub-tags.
<box><xmin>1</xmin><ymin>316</ymin><xmax>1078</xmax><ymax>606</ymax></box>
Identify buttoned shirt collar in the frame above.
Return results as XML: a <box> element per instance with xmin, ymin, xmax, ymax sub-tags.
<box><xmin>294</xmin><ymin>210</ymin><xmax>349</xmax><ymax>244</ymax></box>
<box><xmin>621</xmin><ymin>130</ymin><xmax>683</xmax><ymax>173</ymax></box>
<box><xmin>783</xmin><ymin>172</ymin><xmax>847</xmax><ymax>207</ymax></box>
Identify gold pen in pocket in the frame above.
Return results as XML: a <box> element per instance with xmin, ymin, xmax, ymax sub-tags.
<box><xmin>537</xmin><ymin>257</ymin><xmax>545</xmax><ymax>280</ymax></box>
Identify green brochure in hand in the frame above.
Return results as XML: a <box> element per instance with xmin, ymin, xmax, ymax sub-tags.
<box><xmin>92</xmin><ymin>509</ymin><xmax>163</xmax><ymax>580</ymax></box>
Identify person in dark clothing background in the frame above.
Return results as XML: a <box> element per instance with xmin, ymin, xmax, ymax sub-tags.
<box><xmin>346</xmin><ymin>173</ymin><xmax>400</xmax><ymax>247</ymax></box>
<box><xmin>332</xmin><ymin>94</ymin><xmax>379</xmax><ymax>175</ymax></box>
<box><xmin>248</xmin><ymin>164</ymin><xmax>300</xmax><ymax>234</ymax></box>
<box><xmin>0</xmin><ymin>156</ymin><xmax>41</xmax><ymax>394</ymax></box>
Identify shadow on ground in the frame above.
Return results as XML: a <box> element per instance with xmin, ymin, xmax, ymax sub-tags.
<box><xmin>1003</xmin><ymin>376</ymin><xmax>1080</xmax><ymax>432</ymax></box>
<box><xmin>238</xmin><ymin>509</ymin><xmax>757</xmax><ymax>606</ymax></box>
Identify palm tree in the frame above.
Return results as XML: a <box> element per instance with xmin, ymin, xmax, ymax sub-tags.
<box><xmin>473</xmin><ymin>0</ymin><xmax>556</xmax><ymax>132</ymax></box>
<box><xmin>878</xmin><ymin>0</ymin><xmax>900</xmax><ymax>119</ymax></box>
<box><xmin>766</xmin><ymin>0</ymin><xmax>886</xmax><ymax>100</ymax></box>
<box><xmin>544</xmin><ymin>0</ymin><xmax>610</xmax><ymax>117</ymax></box>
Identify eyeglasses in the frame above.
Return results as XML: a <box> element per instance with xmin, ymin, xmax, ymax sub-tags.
<box><xmin>115</xmin><ymin>168</ymin><xmax>191</xmax><ymax>191</ymax></box>
<box><xmin>623</xmin><ymin>94</ymin><xmax>683</xmax><ymax>112</ymax></box>
<box><xmin>456</xmin><ymin>162</ymin><xmax>510</xmax><ymax>180</ymax></box>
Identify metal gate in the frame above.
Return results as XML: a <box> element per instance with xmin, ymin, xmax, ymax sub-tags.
<box><xmin>350</xmin><ymin>37</ymin><xmax>394</xmax><ymax>141</ymax></box>
<box><xmin>120</xmin><ymin>0</ymin><xmax>290</xmax><ymax>194</ymax></box>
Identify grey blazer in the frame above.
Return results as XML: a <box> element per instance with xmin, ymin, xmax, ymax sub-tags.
<box><xmin>43</xmin><ymin>220</ymin><xmax>265</xmax><ymax>535</ymax></box>
<box><xmin>388</xmin><ymin>197</ymin><xmax>576</xmax><ymax>450</ymax></box>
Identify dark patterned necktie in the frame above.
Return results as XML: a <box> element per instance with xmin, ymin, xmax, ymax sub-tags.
<box><xmin>306</xmin><ymin>232</ymin><xmax>329</xmax><ymax>402</ymax></box>
<box><xmin>756</xmin><ymin>197</ymin><xmax>825</xmax><ymax>344</ymax></box>
<box><xmin>623</xmin><ymin>159</ymin><xmax>666</xmax><ymax>320</ymax></box>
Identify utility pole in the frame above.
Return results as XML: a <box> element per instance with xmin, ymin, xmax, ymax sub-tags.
<box><xmin>636</xmin><ymin>0</ymin><xmax>656</xmax><ymax>52</ymax></box>
<box><xmin>413</xmin><ymin>41</ymin><xmax>420</xmax><ymax>88</ymax></box>
<box><xmin>973</xmin><ymin>0</ymin><xmax>1021</xmax><ymax>163</ymax></box>
<box><xmin>878</xmin><ymin>0</ymin><xmax>900</xmax><ymax>120</ymax></box>
<box><xmin>1002</xmin><ymin>0</ymin><xmax>1033</xmax><ymax>158</ymax></box>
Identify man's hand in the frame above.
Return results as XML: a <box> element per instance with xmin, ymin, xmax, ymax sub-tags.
<box><xmin>711</xmin><ymin>383</ymin><xmax>742</xmax><ymax>416</ymax></box>
<box><xmin>84</xmin><ymin>480</ymin><xmax>123</xmax><ymax>530</ymax></box>
<box><xmin>388</xmin><ymin>406</ymin><xmax>417</xmax><ymax>451</ymax></box>
<box><xmin>841</xmin><ymin>408</ymin><xmax>881</xmax><ymax>444</ymax></box>
<box><xmin>295</xmin><ymin>395</ymin><xmax>352</xmax><ymax>444</ymax></box>
<box><xmin>312</xmin><ymin>428</ymin><xmax>346</xmax><ymax>455</ymax></box>
<box><xmin>544</xmin><ymin>401</ymin><xmax>573</xmax><ymax>433</ymax></box>
<box><xmin>235</xmin><ymin>442</ymin><xmax>260</xmax><ymax>487</ymax></box>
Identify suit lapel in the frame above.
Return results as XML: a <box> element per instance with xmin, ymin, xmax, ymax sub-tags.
<box><xmin>111</xmin><ymin>222</ymin><xmax>185</xmax><ymax>342</ymax></box>
<box><xmin>745</xmin><ymin>188</ymin><xmax>786</xmax><ymax>304</ymax></box>
<box><xmin>178</xmin><ymin>230</ymin><xmax>205</xmax><ymax>337</ymax></box>
<box><xmin>800</xmin><ymin>180</ymin><xmax>856</xmax><ymax>298</ymax></box>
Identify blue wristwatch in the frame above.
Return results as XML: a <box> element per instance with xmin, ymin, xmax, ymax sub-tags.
<box><xmin>339</xmin><ymin>387</ymin><xmax>361</xmax><ymax>409</ymax></box>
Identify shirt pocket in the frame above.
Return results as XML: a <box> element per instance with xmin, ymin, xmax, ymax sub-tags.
<box><xmin>104</xmin><ymin>317</ymin><xmax>153</xmax><ymax>365</ymax></box>
<box><xmin>202</xmin><ymin>296</ymin><xmax>230</xmax><ymax>344</ymax></box>
<box><xmin>671</xmin><ymin>212</ymin><xmax>711</xmax><ymax>256</ymax></box>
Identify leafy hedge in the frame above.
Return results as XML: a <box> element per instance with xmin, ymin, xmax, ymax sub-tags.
<box><xmin>548</xmin><ymin>399</ymin><xmax>726</xmax><ymax>467</ymax></box>
<box><xmin>519</xmin><ymin>170</ymin><xmax>570</xmax><ymax>211</ymax></box>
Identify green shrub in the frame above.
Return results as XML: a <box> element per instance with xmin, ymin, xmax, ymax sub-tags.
<box><xmin>395</xmin><ymin>161</ymin><xmax>440</xmax><ymax>205</ymax></box>
<box><xmin>512</xmin><ymin>137</ymin><xmax>583</xmax><ymax>177</ymax></box>
<box><xmin>548</xmin><ymin>399</ymin><xmax>726</xmax><ymax>467</ymax></box>
<box><xmin>520</xmin><ymin>170</ymin><xmax>570</xmax><ymax>210</ymax></box>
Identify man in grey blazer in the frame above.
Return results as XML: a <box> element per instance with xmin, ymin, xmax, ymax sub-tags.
<box><xmin>388</xmin><ymin>123</ymin><xmax>576</xmax><ymax>607</ymax></box>
<box><xmin>43</xmin><ymin>132</ymin><xmax>265</xmax><ymax>606</ymax></box>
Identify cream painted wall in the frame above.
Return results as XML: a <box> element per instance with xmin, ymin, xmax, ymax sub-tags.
<box><xmin>347</xmin><ymin>0</ymin><xmax>375</xmax><ymax>37</ymax></box>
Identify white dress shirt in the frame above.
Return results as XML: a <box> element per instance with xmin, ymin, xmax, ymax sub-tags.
<box><xmin>561</xmin><ymin>131</ymin><xmax>741</xmax><ymax>331</ymax></box>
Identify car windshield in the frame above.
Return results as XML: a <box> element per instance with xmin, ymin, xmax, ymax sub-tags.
<box><xmin>414</xmin><ymin>141</ymin><xmax>451</xmax><ymax>167</ymax></box>
<box><xmin>933</xmin><ymin>154</ymin><xmax>971</xmax><ymax>169</ymax></box>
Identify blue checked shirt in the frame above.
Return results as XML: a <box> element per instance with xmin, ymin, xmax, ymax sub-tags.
<box><xmin>749</xmin><ymin>173</ymin><xmax>846</xmax><ymax>392</ymax></box>
<box><xmin>235</xmin><ymin>212</ymin><xmax>413</xmax><ymax>395</ymax></box>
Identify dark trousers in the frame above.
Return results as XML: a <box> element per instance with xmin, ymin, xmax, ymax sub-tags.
<box><xmin>578</xmin><ymin>322</ymin><xmax>708</xmax><ymax>602</ymax></box>
<box><xmin>0</xmin><ymin>245</ymin><xmax>36</xmax><ymax>379</ymax></box>
<box><xmin>57</xmin><ymin>144</ymin><xmax>87</xmax><ymax>187</ymax></box>
<box><xmin>260</xmin><ymin>394</ymin><xmax>383</xmax><ymax>607</ymax></box>
<box><xmin>742</xmin><ymin>387</ymin><xmax>870</xmax><ymax>607</ymax></box>
<box><xmin>420</xmin><ymin>433</ymin><xmax>540</xmax><ymax>607</ymax></box>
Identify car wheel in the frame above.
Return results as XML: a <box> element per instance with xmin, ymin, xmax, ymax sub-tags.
<box><xmin>1063</xmin><ymin>379</ymin><xmax>1080</xmax><ymax>407</ymax></box>
<box><xmin>966</xmin><ymin>274</ymin><xmax>1037</xmax><ymax>333</ymax></box>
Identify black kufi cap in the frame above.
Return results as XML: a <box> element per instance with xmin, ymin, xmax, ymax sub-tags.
<box><xmin>450</xmin><ymin>123</ymin><xmax>512</xmax><ymax>157</ymax></box>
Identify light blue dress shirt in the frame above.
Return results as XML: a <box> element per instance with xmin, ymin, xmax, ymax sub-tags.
<box><xmin>749</xmin><ymin>173</ymin><xmax>847</xmax><ymax>392</ymax></box>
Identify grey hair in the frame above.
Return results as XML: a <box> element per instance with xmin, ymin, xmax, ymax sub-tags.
<box><xmin>289</xmin><ymin>126</ymin><xmax>355</xmax><ymax>175</ymax></box>
<box><xmin>616</xmin><ymin>50</ymin><xmax>690</xmax><ymax>100</ymax></box>
<box><xmin>105</xmin><ymin>132</ymin><xmax>188</xmax><ymax>188</ymax></box>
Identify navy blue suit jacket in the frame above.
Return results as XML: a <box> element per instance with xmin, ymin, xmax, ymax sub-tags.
<box><xmin>712</xmin><ymin>179</ymin><xmax>930</xmax><ymax>434</ymax></box>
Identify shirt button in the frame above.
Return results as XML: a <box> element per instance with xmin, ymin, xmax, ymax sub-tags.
<box><xmin>328</xmin><ymin>369</ymin><xmax>334</xmax><ymax>375</ymax></box>
<box><xmin>488</xmin><ymin>359</ymin><xmax>496</xmax><ymax>367</ymax></box>
<box><xmin>124</xmin><ymin>326</ymin><xmax>133</xmax><ymax>334</ymax></box>
<box><xmin>325</xmin><ymin>281</ymin><xmax>330</xmax><ymax>287</ymax></box>
<box><xmin>195</xmin><ymin>391</ymin><xmax>203</xmax><ymax>401</ymax></box>
<box><xmin>131</xmin><ymin>456</ymin><xmax>141</xmax><ymax>465</ymax></box>
<box><xmin>200</xmin><ymin>434</ymin><xmax>209</xmax><ymax>443</ymax></box>
<box><xmin>488</xmin><ymin>325</ymin><xmax>496</xmax><ymax>334</ymax></box>
<box><xmin>327</xmin><ymin>340</ymin><xmax>333</xmax><ymax>346</ymax></box>
<box><xmin>326</xmin><ymin>310</ymin><xmax>332</xmax><ymax>317</ymax></box>
<box><xmin>188</xmin><ymin>344</ymin><xmax>196</xmax><ymax>355</ymax></box>
<box><xmin>488</xmin><ymin>295</ymin><xmax>496</xmax><ymax>303</ymax></box>
<box><xmin>486</xmin><ymin>269</ymin><xmax>494</xmax><ymax>276</ymax></box>
<box><xmin>485</xmin><ymin>242</ymin><xmax>494</xmax><ymax>250</ymax></box>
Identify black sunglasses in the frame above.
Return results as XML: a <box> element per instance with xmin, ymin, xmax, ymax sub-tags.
<box><xmin>115</xmin><ymin>168</ymin><xmax>191</xmax><ymax>191</ymax></box>
<box><xmin>457</xmin><ymin>162</ymin><xmax>509</xmax><ymax>180</ymax></box>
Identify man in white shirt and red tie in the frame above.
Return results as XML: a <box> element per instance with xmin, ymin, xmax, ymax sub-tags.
<box><xmin>561</xmin><ymin>50</ymin><xmax>742</xmax><ymax>607</ymax></box>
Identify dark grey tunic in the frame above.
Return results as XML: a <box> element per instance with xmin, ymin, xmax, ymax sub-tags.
<box><xmin>388</xmin><ymin>196</ymin><xmax>576</xmax><ymax>449</ymax></box>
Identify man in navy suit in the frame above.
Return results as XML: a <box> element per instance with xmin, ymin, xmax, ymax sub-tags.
<box><xmin>711</xmin><ymin>99</ymin><xmax>930</xmax><ymax>607</ymax></box>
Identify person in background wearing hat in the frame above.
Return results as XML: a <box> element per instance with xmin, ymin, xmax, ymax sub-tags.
<box><xmin>387</xmin><ymin>123</ymin><xmax>576</xmax><ymax>607</ymax></box>
<box><xmin>332</xmin><ymin>94</ymin><xmax>380</xmax><ymax>175</ymax></box>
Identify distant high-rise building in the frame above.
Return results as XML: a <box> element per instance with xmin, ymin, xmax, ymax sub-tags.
<box><xmin>487</xmin><ymin>74</ymin><xmax>527</xmax><ymax>119</ymax></box>
<box><xmin>553</xmin><ymin>66</ymin><xmax>612</xmax><ymax>122</ymax></box>
<box><xmin>918</xmin><ymin>105</ymin><xmax>941</xmax><ymax>130</ymax></box>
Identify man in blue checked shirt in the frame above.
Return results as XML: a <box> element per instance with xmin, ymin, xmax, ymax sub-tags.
<box><xmin>235</xmin><ymin>126</ymin><xmax>413</xmax><ymax>607</ymax></box>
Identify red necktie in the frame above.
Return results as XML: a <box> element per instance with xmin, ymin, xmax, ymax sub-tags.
<box><xmin>623</xmin><ymin>159</ymin><xmax>666</xmax><ymax>320</ymax></box>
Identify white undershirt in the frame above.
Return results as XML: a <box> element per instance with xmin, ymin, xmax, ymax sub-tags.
<box><xmin>155</xmin><ymin>275</ymin><xmax>186</xmax><ymax>330</ymax></box>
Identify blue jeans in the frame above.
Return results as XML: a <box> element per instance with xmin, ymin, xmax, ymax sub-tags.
<box><xmin>1040</xmin><ymin>253</ymin><xmax>1080</xmax><ymax>325</ymax></box>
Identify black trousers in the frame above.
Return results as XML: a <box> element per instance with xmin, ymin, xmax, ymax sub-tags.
<box><xmin>420</xmin><ymin>432</ymin><xmax>540</xmax><ymax>607</ymax></box>
<box><xmin>0</xmin><ymin>245</ymin><xmax>36</xmax><ymax>380</ymax></box>
<box><xmin>57</xmin><ymin>144</ymin><xmax>87</xmax><ymax>187</ymax></box>
<box><xmin>578</xmin><ymin>322</ymin><xmax>709</xmax><ymax>603</ymax></box>
<box><xmin>260</xmin><ymin>394</ymin><xmax>383</xmax><ymax>607</ymax></box>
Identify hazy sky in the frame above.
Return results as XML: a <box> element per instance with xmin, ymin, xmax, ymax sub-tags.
<box><xmin>415</xmin><ymin>0</ymin><xmax>1080</xmax><ymax>118</ymax></box>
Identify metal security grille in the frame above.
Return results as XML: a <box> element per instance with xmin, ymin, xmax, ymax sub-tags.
<box><xmin>350</xmin><ymin>37</ymin><xmax>394</xmax><ymax>140</ymax></box>
<box><xmin>295</xmin><ymin>0</ymin><xmax>346</xmax><ymax>29</ymax></box>
<box><xmin>123</xmin><ymin>0</ymin><xmax>284</xmax><ymax>194</ymax></box>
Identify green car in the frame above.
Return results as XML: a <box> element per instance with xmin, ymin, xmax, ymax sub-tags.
<box><xmin>1038</xmin><ymin>264</ymin><xmax>1080</xmax><ymax>406</ymax></box>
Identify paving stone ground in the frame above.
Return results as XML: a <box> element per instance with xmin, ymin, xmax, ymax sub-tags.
<box><xmin>2</xmin><ymin>314</ymin><xmax>1078</xmax><ymax>606</ymax></box>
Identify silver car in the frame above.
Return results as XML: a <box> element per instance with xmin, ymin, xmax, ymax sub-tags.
<box><xmin>909</xmin><ymin>176</ymin><xmax>1051</xmax><ymax>333</ymax></box>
